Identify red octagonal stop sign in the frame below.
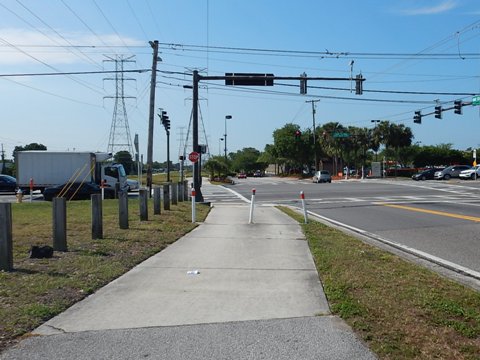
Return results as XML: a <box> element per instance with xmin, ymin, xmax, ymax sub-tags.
<box><xmin>188</xmin><ymin>151</ymin><xmax>200</xmax><ymax>163</ymax></box>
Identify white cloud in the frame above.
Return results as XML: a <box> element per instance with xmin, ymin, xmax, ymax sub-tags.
<box><xmin>400</xmin><ymin>0</ymin><xmax>458</xmax><ymax>15</ymax></box>
<box><xmin>0</xmin><ymin>28</ymin><xmax>143</xmax><ymax>66</ymax></box>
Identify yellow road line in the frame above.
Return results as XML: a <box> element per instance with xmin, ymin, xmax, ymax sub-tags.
<box><xmin>378</xmin><ymin>203</ymin><xmax>480</xmax><ymax>222</ymax></box>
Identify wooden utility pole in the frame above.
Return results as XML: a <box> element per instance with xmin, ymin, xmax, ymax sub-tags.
<box><xmin>306</xmin><ymin>99</ymin><xmax>321</xmax><ymax>172</ymax></box>
<box><xmin>146</xmin><ymin>40</ymin><xmax>159</xmax><ymax>196</ymax></box>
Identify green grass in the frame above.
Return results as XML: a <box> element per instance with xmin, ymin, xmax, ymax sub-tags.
<box><xmin>0</xmin><ymin>198</ymin><xmax>209</xmax><ymax>352</ymax></box>
<box><xmin>280</xmin><ymin>207</ymin><xmax>480</xmax><ymax>360</ymax></box>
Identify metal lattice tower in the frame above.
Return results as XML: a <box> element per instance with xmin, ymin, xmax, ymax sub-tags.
<box><xmin>104</xmin><ymin>55</ymin><xmax>136</xmax><ymax>156</ymax></box>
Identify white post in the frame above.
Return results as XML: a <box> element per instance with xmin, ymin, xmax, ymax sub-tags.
<box><xmin>301</xmin><ymin>191</ymin><xmax>308</xmax><ymax>224</ymax></box>
<box><xmin>474</xmin><ymin>149</ymin><xmax>477</xmax><ymax>181</ymax></box>
<box><xmin>29</xmin><ymin>178</ymin><xmax>33</xmax><ymax>203</ymax></box>
<box><xmin>101</xmin><ymin>179</ymin><xmax>105</xmax><ymax>200</ymax></box>
<box><xmin>191</xmin><ymin>188</ymin><xmax>196</xmax><ymax>223</ymax></box>
<box><xmin>249</xmin><ymin>188</ymin><xmax>256</xmax><ymax>224</ymax></box>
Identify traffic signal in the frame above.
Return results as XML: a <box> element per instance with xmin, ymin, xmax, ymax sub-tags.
<box><xmin>413</xmin><ymin>111</ymin><xmax>422</xmax><ymax>124</ymax></box>
<box><xmin>300</xmin><ymin>72</ymin><xmax>307</xmax><ymax>95</ymax></box>
<box><xmin>159</xmin><ymin>110</ymin><xmax>170</xmax><ymax>132</ymax></box>
<box><xmin>355</xmin><ymin>74</ymin><xmax>363</xmax><ymax>95</ymax></box>
<box><xmin>295</xmin><ymin>130</ymin><xmax>301</xmax><ymax>137</ymax></box>
<box><xmin>454</xmin><ymin>100</ymin><xmax>462</xmax><ymax>115</ymax></box>
<box><xmin>434</xmin><ymin>105</ymin><xmax>442</xmax><ymax>119</ymax></box>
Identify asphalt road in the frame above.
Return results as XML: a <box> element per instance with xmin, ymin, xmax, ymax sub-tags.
<box><xmin>205</xmin><ymin>176</ymin><xmax>480</xmax><ymax>284</ymax></box>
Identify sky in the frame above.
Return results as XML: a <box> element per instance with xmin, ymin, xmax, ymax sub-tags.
<box><xmin>1</xmin><ymin>0</ymin><xmax>480</xmax><ymax>164</ymax></box>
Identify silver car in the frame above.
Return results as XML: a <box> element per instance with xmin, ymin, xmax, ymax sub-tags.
<box><xmin>434</xmin><ymin>165</ymin><xmax>471</xmax><ymax>180</ymax></box>
<box><xmin>313</xmin><ymin>170</ymin><xmax>332</xmax><ymax>183</ymax></box>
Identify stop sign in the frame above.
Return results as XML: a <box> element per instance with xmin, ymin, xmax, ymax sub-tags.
<box><xmin>188</xmin><ymin>151</ymin><xmax>200</xmax><ymax>163</ymax></box>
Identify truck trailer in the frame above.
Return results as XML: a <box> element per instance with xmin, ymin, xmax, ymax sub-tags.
<box><xmin>16</xmin><ymin>151</ymin><xmax>127</xmax><ymax>193</ymax></box>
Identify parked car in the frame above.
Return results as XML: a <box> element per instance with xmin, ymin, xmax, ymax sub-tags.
<box><xmin>253</xmin><ymin>170</ymin><xmax>263</xmax><ymax>177</ymax></box>
<box><xmin>313</xmin><ymin>170</ymin><xmax>332</xmax><ymax>183</ymax></box>
<box><xmin>434</xmin><ymin>165</ymin><xmax>471</xmax><ymax>180</ymax></box>
<box><xmin>0</xmin><ymin>174</ymin><xmax>17</xmax><ymax>192</ymax></box>
<box><xmin>43</xmin><ymin>182</ymin><xmax>115</xmax><ymax>201</ymax></box>
<box><xmin>411</xmin><ymin>168</ymin><xmax>443</xmax><ymax>181</ymax></box>
<box><xmin>237</xmin><ymin>172</ymin><xmax>247</xmax><ymax>179</ymax></box>
<box><xmin>459</xmin><ymin>165</ymin><xmax>480</xmax><ymax>180</ymax></box>
<box><xmin>126</xmin><ymin>179</ymin><xmax>139</xmax><ymax>191</ymax></box>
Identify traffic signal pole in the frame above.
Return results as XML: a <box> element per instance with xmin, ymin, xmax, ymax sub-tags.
<box><xmin>192</xmin><ymin>70</ymin><xmax>203</xmax><ymax>202</ymax></box>
<box><xmin>189</xmin><ymin>72</ymin><xmax>363</xmax><ymax>202</ymax></box>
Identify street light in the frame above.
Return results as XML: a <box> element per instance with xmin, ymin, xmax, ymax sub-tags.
<box><xmin>371</xmin><ymin>120</ymin><xmax>380</xmax><ymax>162</ymax></box>
<box><xmin>224</xmin><ymin>115</ymin><xmax>232</xmax><ymax>161</ymax></box>
<box><xmin>219</xmin><ymin>138</ymin><xmax>224</xmax><ymax>156</ymax></box>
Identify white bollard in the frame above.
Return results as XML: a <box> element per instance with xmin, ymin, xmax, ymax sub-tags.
<box><xmin>248</xmin><ymin>188</ymin><xmax>256</xmax><ymax>224</ymax></box>
<box><xmin>191</xmin><ymin>188</ymin><xmax>196</xmax><ymax>223</ymax></box>
<box><xmin>29</xmin><ymin>178</ymin><xmax>34</xmax><ymax>203</ymax></box>
<box><xmin>301</xmin><ymin>191</ymin><xmax>308</xmax><ymax>224</ymax></box>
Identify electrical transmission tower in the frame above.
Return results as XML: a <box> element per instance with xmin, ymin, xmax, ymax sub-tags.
<box><xmin>104</xmin><ymin>55</ymin><xmax>136</xmax><ymax>156</ymax></box>
<box><xmin>184</xmin><ymin>104</ymin><xmax>211</xmax><ymax>160</ymax></box>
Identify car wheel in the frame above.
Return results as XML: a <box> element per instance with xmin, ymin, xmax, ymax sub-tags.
<box><xmin>421</xmin><ymin>176</ymin><xmax>426</xmax><ymax>181</ymax></box>
<box><xmin>471</xmin><ymin>174</ymin><xmax>476</xmax><ymax>180</ymax></box>
<box><xmin>444</xmin><ymin>174</ymin><xmax>451</xmax><ymax>180</ymax></box>
<box><xmin>328</xmin><ymin>180</ymin><xmax>331</xmax><ymax>183</ymax></box>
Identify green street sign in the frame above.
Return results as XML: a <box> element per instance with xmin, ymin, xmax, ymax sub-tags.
<box><xmin>332</xmin><ymin>132</ymin><xmax>350</xmax><ymax>138</ymax></box>
<box><xmin>472</xmin><ymin>95</ymin><xmax>480</xmax><ymax>106</ymax></box>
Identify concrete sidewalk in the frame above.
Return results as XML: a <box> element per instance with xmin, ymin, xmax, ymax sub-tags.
<box><xmin>1</xmin><ymin>202</ymin><xmax>375</xmax><ymax>359</ymax></box>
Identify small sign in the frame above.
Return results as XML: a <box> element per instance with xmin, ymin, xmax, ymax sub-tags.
<box><xmin>332</xmin><ymin>132</ymin><xmax>350</xmax><ymax>138</ymax></box>
<box><xmin>472</xmin><ymin>95</ymin><xmax>480</xmax><ymax>106</ymax></box>
<box><xmin>188</xmin><ymin>151</ymin><xmax>200</xmax><ymax>163</ymax></box>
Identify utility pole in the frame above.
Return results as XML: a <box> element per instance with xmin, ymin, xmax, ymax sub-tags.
<box><xmin>146</xmin><ymin>40</ymin><xmax>159</xmax><ymax>196</ymax></box>
<box><xmin>306</xmin><ymin>99</ymin><xmax>321</xmax><ymax>172</ymax></box>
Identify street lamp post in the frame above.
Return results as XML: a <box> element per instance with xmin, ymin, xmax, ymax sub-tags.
<box><xmin>224</xmin><ymin>115</ymin><xmax>232</xmax><ymax>161</ymax></box>
<box><xmin>219</xmin><ymin>138</ymin><xmax>224</xmax><ymax>156</ymax></box>
<box><xmin>371</xmin><ymin>120</ymin><xmax>380</xmax><ymax>162</ymax></box>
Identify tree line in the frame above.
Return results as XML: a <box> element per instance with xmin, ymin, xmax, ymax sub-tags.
<box><xmin>205</xmin><ymin>120</ymin><xmax>476</xmax><ymax>179</ymax></box>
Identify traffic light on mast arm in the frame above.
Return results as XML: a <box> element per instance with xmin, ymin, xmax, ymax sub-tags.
<box><xmin>413</xmin><ymin>111</ymin><xmax>422</xmax><ymax>124</ymax></box>
<box><xmin>355</xmin><ymin>74</ymin><xmax>364</xmax><ymax>95</ymax></box>
<box><xmin>300</xmin><ymin>72</ymin><xmax>307</xmax><ymax>95</ymax></box>
<box><xmin>454</xmin><ymin>100</ymin><xmax>463</xmax><ymax>115</ymax></box>
<box><xmin>434</xmin><ymin>105</ymin><xmax>442</xmax><ymax>119</ymax></box>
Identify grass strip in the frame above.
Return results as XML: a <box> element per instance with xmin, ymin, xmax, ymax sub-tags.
<box><xmin>0</xmin><ymin>199</ymin><xmax>209</xmax><ymax>352</ymax></box>
<box><xmin>280</xmin><ymin>207</ymin><xmax>480</xmax><ymax>360</ymax></box>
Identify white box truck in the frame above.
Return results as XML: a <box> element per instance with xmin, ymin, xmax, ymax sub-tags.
<box><xmin>16</xmin><ymin>151</ymin><xmax>127</xmax><ymax>193</ymax></box>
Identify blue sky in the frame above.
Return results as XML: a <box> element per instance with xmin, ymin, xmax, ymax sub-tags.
<box><xmin>1</xmin><ymin>0</ymin><xmax>480</xmax><ymax>162</ymax></box>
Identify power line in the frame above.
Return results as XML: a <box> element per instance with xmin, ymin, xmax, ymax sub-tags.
<box><xmin>0</xmin><ymin>69</ymin><xmax>150</xmax><ymax>77</ymax></box>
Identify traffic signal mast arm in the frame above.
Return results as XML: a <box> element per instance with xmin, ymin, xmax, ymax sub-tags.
<box><xmin>413</xmin><ymin>100</ymin><xmax>470</xmax><ymax>123</ymax></box>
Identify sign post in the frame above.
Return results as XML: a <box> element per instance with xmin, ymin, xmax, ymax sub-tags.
<box><xmin>474</xmin><ymin>149</ymin><xmax>477</xmax><ymax>180</ymax></box>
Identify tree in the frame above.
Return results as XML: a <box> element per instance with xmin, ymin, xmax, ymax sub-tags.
<box><xmin>272</xmin><ymin>123</ymin><xmax>311</xmax><ymax>173</ymax></box>
<box><xmin>204</xmin><ymin>156</ymin><xmax>228</xmax><ymax>179</ymax></box>
<box><xmin>114</xmin><ymin>151</ymin><xmax>134</xmax><ymax>175</ymax></box>
<box><xmin>231</xmin><ymin>147</ymin><xmax>262</xmax><ymax>173</ymax></box>
<box><xmin>13</xmin><ymin>143</ymin><xmax>47</xmax><ymax>158</ymax></box>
